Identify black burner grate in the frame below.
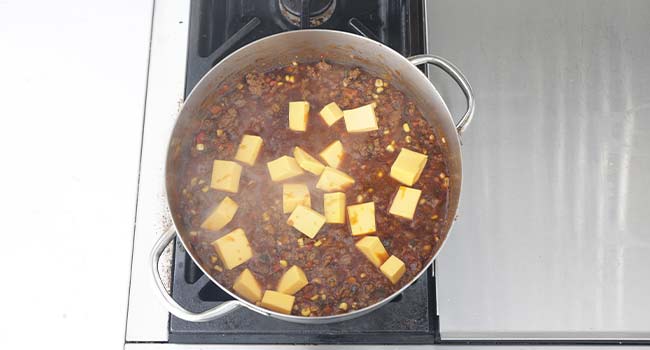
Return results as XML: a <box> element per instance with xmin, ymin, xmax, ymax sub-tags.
<box><xmin>171</xmin><ymin>0</ymin><xmax>436</xmax><ymax>344</ymax></box>
<box><xmin>184</xmin><ymin>0</ymin><xmax>426</xmax><ymax>95</ymax></box>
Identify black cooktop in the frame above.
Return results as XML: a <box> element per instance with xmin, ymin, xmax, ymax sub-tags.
<box><xmin>170</xmin><ymin>0</ymin><xmax>437</xmax><ymax>344</ymax></box>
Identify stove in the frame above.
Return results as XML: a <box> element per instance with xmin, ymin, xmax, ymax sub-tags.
<box><xmin>169</xmin><ymin>0</ymin><xmax>438</xmax><ymax>344</ymax></box>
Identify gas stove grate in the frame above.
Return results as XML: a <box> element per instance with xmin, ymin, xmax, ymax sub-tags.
<box><xmin>171</xmin><ymin>0</ymin><xmax>436</xmax><ymax>344</ymax></box>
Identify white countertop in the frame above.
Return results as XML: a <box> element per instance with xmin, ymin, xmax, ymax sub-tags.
<box><xmin>0</xmin><ymin>0</ymin><xmax>153</xmax><ymax>349</ymax></box>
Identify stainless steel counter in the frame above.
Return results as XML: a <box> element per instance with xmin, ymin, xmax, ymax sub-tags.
<box><xmin>427</xmin><ymin>0</ymin><xmax>650</xmax><ymax>340</ymax></box>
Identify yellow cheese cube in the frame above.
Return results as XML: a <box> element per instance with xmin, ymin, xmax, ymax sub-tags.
<box><xmin>347</xmin><ymin>202</ymin><xmax>376</xmax><ymax>236</ymax></box>
<box><xmin>200</xmin><ymin>196</ymin><xmax>239</xmax><ymax>231</ymax></box>
<box><xmin>293</xmin><ymin>146</ymin><xmax>325</xmax><ymax>175</ymax></box>
<box><xmin>287</xmin><ymin>205</ymin><xmax>326</xmax><ymax>239</ymax></box>
<box><xmin>319</xmin><ymin>102</ymin><xmax>344</xmax><ymax>126</ymax></box>
<box><xmin>234</xmin><ymin>134</ymin><xmax>263</xmax><ymax>166</ymax></box>
<box><xmin>267</xmin><ymin>156</ymin><xmax>304</xmax><ymax>182</ymax></box>
<box><xmin>390</xmin><ymin>148</ymin><xmax>428</xmax><ymax>186</ymax></box>
<box><xmin>380</xmin><ymin>255</ymin><xmax>406</xmax><ymax>284</ymax></box>
<box><xmin>210</xmin><ymin>228</ymin><xmax>252</xmax><ymax>270</ymax></box>
<box><xmin>260</xmin><ymin>290</ymin><xmax>295</xmax><ymax>315</ymax></box>
<box><xmin>323</xmin><ymin>192</ymin><xmax>346</xmax><ymax>224</ymax></box>
<box><xmin>355</xmin><ymin>236</ymin><xmax>389</xmax><ymax>268</ymax></box>
<box><xmin>319</xmin><ymin>140</ymin><xmax>344</xmax><ymax>168</ymax></box>
<box><xmin>282</xmin><ymin>183</ymin><xmax>311</xmax><ymax>213</ymax></box>
<box><xmin>289</xmin><ymin>101</ymin><xmax>310</xmax><ymax>131</ymax></box>
<box><xmin>389</xmin><ymin>186</ymin><xmax>422</xmax><ymax>220</ymax></box>
<box><xmin>316</xmin><ymin>167</ymin><xmax>355</xmax><ymax>192</ymax></box>
<box><xmin>276</xmin><ymin>265</ymin><xmax>308</xmax><ymax>295</ymax></box>
<box><xmin>233</xmin><ymin>268</ymin><xmax>263</xmax><ymax>302</ymax></box>
<box><xmin>343</xmin><ymin>103</ymin><xmax>378</xmax><ymax>132</ymax></box>
<box><xmin>210</xmin><ymin>160</ymin><xmax>242</xmax><ymax>193</ymax></box>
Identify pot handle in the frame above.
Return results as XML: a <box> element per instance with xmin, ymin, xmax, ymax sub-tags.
<box><xmin>150</xmin><ymin>225</ymin><xmax>241</xmax><ymax>322</ymax></box>
<box><xmin>407</xmin><ymin>54</ymin><xmax>475</xmax><ymax>135</ymax></box>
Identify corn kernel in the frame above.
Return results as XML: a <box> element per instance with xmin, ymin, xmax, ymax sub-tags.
<box><xmin>301</xmin><ymin>308</ymin><xmax>311</xmax><ymax>316</ymax></box>
<box><xmin>376</xmin><ymin>87</ymin><xmax>384</xmax><ymax>93</ymax></box>
<box><xmin>431</xmin><ymin>214</ymin><xmax>439</xmax><ymax>220</ymax></box>
<box><xmin>321</xmin><ymin>294</ymin><xmax>326</xmax><ymax>300</ymax></box>
<box><xmin>386</xmin><ymin>144</ymin><xmax>395</xmax><ymax>153</ymax></box>
<box><xmin>280</xmin><ymin>260</ymin><xmax>288</xmax><ymax>267</ymax></box>
<box><xmin>374</xmin><ymin>79</ymin><xmax>383</xmax><ymax>87</ymax></box>
<box><xmin>292</xmin><ymin>61</ymin><xmax>298</xmax><ymax>66</ymax></box>
<box><xmin>217</xmin><ymin>129</ymin><xmax>224</xmax><ymax>136</ymax></box>
<box><xmin>429</xmin><ymin>134</ymin><xmax>435</xmax><ymax>141</ymax></box>
<box><xmin>196</xmin><ymin>143</ymin><xmax>205</xmax><ymax>151</ymax></box>
<box><xmin>360</xmin><ymin>272</ymin><xmax>367</xmax><ymax>278</ymax></box>
<box><xmin>405</xmin><ymin>135</ymin><xmax>412</xmax><ymax>143</ymax></box>
<box><xmin>377</xmin><ymin>170</ymin><xmax>384</xmax><ymax>178</ymax></box>
<box><xmin>372</xmin><ymin>93</ymin><xmax>379</xmax><ymax>99</ymax></box>
<box><xmin>297</xmin><ymin>238</ymin><xmax>304</xmax><ymax>247</ymax></box>
<box><xmin>383</xmin><ymin>129</ymin><xmax>390</xmax><ymax>135</ymax></box>
<box><xmin>213</xmin><ymin>265</ymin><xmax>223</xmax><ymax>272</ymax></box>
<box><xmin>210</xmin><ymin>256</ymin><xmax>218</xmax><ymax>264</ymax></box>
<box><xmin>339</xmin><ymin>302</ymin><xmax>348</xmax><ymax>311</ymax></box>
<box><xmin>310</xmin><ymin>294</ymin><xmax>319</xmax><ymax>301</ymax></box>
<box><xmin>314</xmin><ymin>240</ymin><xmax>323</xmax><ymax>247</ymax></box>
<box><xmin>356</xmin><ymin>194</ymin><xmax>363</xmax><ymax>203</ymax></box>
<box><xmin>201</xmin><ymin>186</ymin><xmax>209</xmax><ymax>192</ymax></box>
<box><xmin>403</xmin><ymin>123</ymin><xmax>411</xmax><ymax>132</ymax></box>
<box><xmin>262</xmin><ymin>212</ymin><xmax>270</xmax><ymax>221</ymax></box>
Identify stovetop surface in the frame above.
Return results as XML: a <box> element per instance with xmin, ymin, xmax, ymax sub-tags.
<box><xmin>171</xmin><ymin>0</ymin><xmax>435</xmax><ymax>344</ymax></box>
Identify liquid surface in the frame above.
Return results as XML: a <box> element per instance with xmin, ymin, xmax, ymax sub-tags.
<box><xmin>180</xmin><ymin>61</ymin><xmax>450</xmax><ymax>316</ymax></box>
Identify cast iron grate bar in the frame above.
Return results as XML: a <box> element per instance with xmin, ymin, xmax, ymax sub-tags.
<box><xmin>203</xmin><ymin>16</ymin><xmax>261</xmax><ymax>68</ymax></box>
<box><xmin>348</xmin><ymin>17</ymin><xmax>380</xmax><ymax>41</ymax></box>
<box><xmin>300</xmin><ymin>0</ymin><xmax>310</xmax><ymax>29</ymax></box>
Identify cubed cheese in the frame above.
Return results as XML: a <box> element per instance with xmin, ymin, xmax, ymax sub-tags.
<box><xmin>319</xmin><ymin>140</ymin><xmax>344</xmax><ymax>168</ymax></box>
<box><xmin>282</xmin><ymin>183</ymin><xmax>311</xmax><ymax>213</ymax></box>
<box><xmin>232</xmin><ymin>268</ymin><xmax>263</xmax><ymax>302</ymax></box>
<box><xmin>343</xmin><ymin>103</ymin><xmax>378</xmax><ymax>132</ymax></box>
<box><xmin>293</xmin><ymin>146</ymin><xmax>325</xmax><ymax>175</ymax></box>
<box><xmin>319</xmin><ymin>102</ymin><xmax>344</xmax><ymax>126</ymax></box>
<box><xmin>323</xmin><ymin>192</ymin><xmax>346</xmax><ymax>224</ymax></box>
<box><xmin>347</xmin><ymin>202</ymin><xmax>376</xmax><ymax>236</ymax></box>
<box><xmin>388</xmin><ymin>186</ymin><xmax>422</xmax><ymax>220</ymax></box>
<box><xmin>210</xmin><ymin>228</ymin><xmax>253</xmax><ymax>270</ymax></box>
<box><xmin>234</xmin><ymin>134</ymin><xmax>263</xmax><ymax>166</ymax></box>
<box><xmin>380</xmin><ymin>255</ymin><xmax>406</xmax><ymax>284</ymax></box>
<box><xmin>210</xmin><ymin>160</ymin><xmax>242</xmax><ymax>193</ymax></box>
<box><xmin>316</xmin><ymin>167</ymin><xmax>355</xmax><ymax>192</ymax></box>
<box><xmin>260</xmin><ymin>290</ymin><xmax>295</xmax><ymax>314</ymax></box>
<box><xmin>355</xmin><ymin>236</ymin><xmax>389</xmax><ymax>268</ymax></box>
<box><xmin>267</xmin><ymin>156</ymin><xmax>304</xmax><ymax>182</ymax></box>
<box><xmin>276</xmin><ymin>265</ymin><xmax>308</xmax><ymax>295</ymax></box>
<box><xmin>287</xmin><ymin>205</ymin><xmax>326</xmax><ymax>239</ymax></box>
<box><xmin>200</xmin><ymin>196</ymin><xmax>239</xmax><ymax>231</ymax></box>
<box><xmin>389</xmin><ymin>148</ymin><xmax>428</xmax><ymax>186</ymax></box>
<box><xmin>289</xmin><ymin>101</ymin><xmax>310</xmax><ymax>131</ymax></box>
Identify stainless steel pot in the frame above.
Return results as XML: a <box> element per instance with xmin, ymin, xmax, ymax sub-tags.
<box><xmin>150</xmin><ymin>29</ymin><xmax>475</xmax><ymax>324</ymax></box>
